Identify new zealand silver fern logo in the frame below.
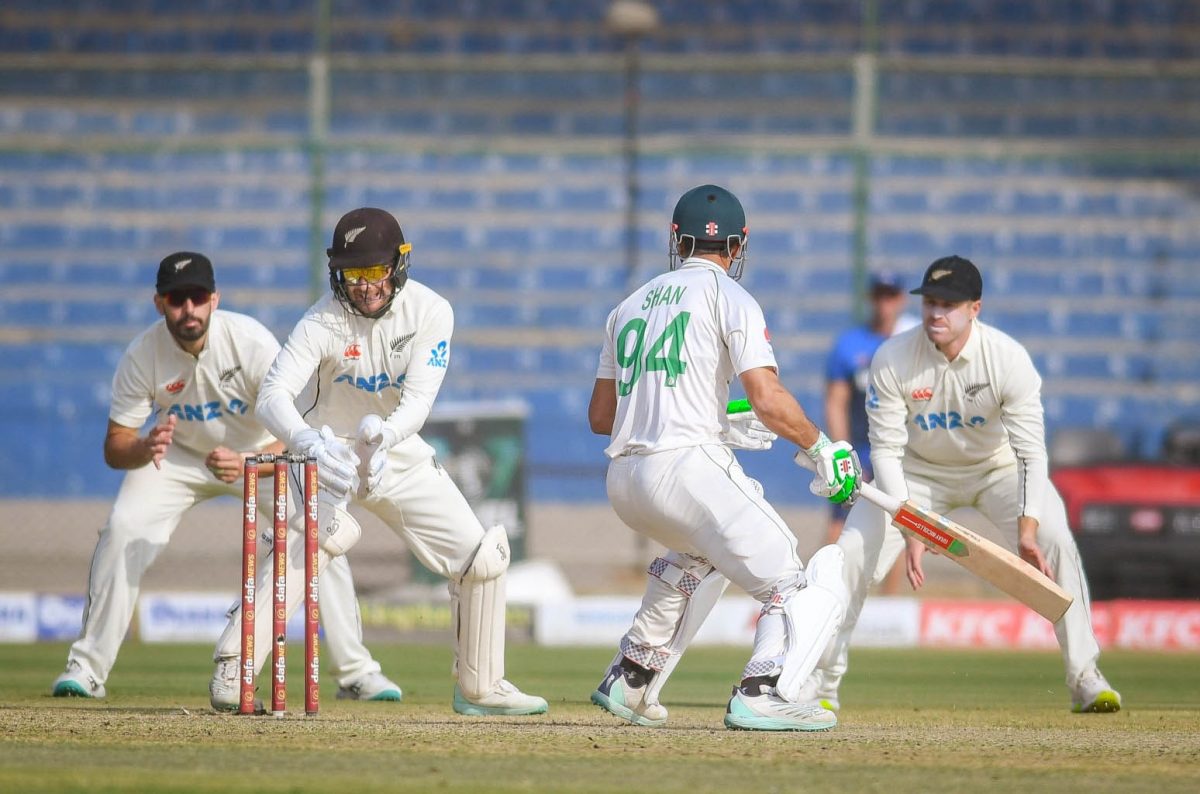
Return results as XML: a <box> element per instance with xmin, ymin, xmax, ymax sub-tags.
<box><xmin>965</xmin><ymin>382</ymin><xmax>990</xmax><ymax>401</ymax></box>
<box><xmin>219</xmin><ymin>366</ymin><xmax>242</xmax><ymax>386</ymax></box>
<box><xmin>390</xmin><ymin>332</ymin><xmax>416</xmax><ymax>357</ymax></box>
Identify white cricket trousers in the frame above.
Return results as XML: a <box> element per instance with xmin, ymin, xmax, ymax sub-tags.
<box><xmin>607</xmin><ymin>444</ymin><xmax>804</xmax><ymax>603</ymax></box>
<box><xmin>828</xmin><ymin>458</ymin><xmax>1102</xmax><ymax>690</ymax></box>
<box><xmin>65</xmin><ymin>446</ymin><xmax>380</xmax><ymax>688</ymax></box>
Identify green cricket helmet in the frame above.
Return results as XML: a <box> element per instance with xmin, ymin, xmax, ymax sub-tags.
<box><xmin>669</xmin><ymin>184</ymin><xmax>749</xmax><ymax>280</ymax></box>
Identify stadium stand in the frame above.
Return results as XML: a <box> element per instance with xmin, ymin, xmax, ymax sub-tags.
<box><xmin>0</xmin><ymin>1</ymin><xmax>1198</xmax><ymax>501</ymax></box>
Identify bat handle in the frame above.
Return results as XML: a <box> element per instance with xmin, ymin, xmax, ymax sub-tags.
<box><xmin>791</xmin><ymin>451</ymin><xmax>902</xmax><ymax>515</ymax></box>
<box><xmin>859</xmin><ymin>481</ymin><xmax>902</xmax><ymax>516</ymax></box>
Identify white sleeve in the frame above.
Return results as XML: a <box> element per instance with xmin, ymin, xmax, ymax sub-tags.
<box><xmin>108</xmin><ymin>343</ymin><xmax>155</xmax><ymax>429</ymax></box>
<box><xmin>723</xmin><ymin>290</ymin><xmax>777</xmax><ymax>375</ymax></box>
<box><xmin>247</xmin><ymin>326</ymin><xmax>282</xmax><ymax>412</ymax></box>
<box><xmin>382</xmin><ymin>299</ymin><xmax>454</xmax><ymax>442</ymax></box>
<box><xmin>256</xmin><ymin>317</ymin><xmax>326</xmax><ymax>447</ymax></box>
<box><xmin>866</xmin><ymin>348</ymin><xmax>910</xmax><ymax>501</ymax></box>
<box><xmin>998</xmin><ymin>343</ymin><xmax>1049</xmax><ymax>522</ymax></box>
<box><xmin>595</xmin><ymin>308</ymin><xmax>617</xmax><ymax>379</ymax></box>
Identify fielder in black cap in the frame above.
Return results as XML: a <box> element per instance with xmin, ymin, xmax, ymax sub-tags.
<box><xmin>153</xmin><ymin>251</ymin><xmax>219</xmax><ymax>349</ymax></box>
<box><xmin>908</xmin><ymin>255</ymin><xmax>984</xmax><ymax>360</ymax></box>
<box><xmin>910</xmin><ymin>254</ymin><xmax>983</xmax><ymax>302</ymax></box>
<box><xmin>799</xmin><ymin>250</ymin><xmax>1123</xmax><ymax>715</ymax></box>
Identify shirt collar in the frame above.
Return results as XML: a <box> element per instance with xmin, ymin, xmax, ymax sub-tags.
<box><xmin>678</xmin><ymin>257</ymin><xmax>728</xmax><ymax>276</ymax></box>
<box><xmin>958</xmin><ymin>319</ymin><xmax>981</xmax><ymax>362</ymax></box>
<box><xmin>919</xmin><ymin>317</ymin><xmax>980</xmax><ymax>364</ymax></box>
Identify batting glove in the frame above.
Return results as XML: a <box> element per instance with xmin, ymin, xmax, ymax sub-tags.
<box><xmin>722</xmin><ymin>409</ymin><xmax>777</xmax><ymax>451</ymax></box>
<box><xmin>356</xmin><ymin>414</ymin><xmax>398</xmax><ymax>494</ymax></box>
<box><xmin>293</xmin><ymin>425</ymin><xmax>360</xmax><ymax>500</ymax></box>
<box><xmin>800</xmin><ymin>432</ymin><xmax>862</xmax><ymax>505</ymax></box>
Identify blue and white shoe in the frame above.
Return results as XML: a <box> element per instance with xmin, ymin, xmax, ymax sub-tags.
<box><xmin>337</xmin><ymin>672</ymin><xmax>403</xmax><ymax>702</ymax></box>
<box><xmin>452</xmin><ymin>680</ymin><xmax>548</xmax><ymax>716</ymax></box>
<box><xmin>590</xmin><ymin>663</ymin><xmax>668</xmax><ymax>727</ymax></box>
<box><xmin>52</xmin><ymin>660</ymin><xmax>106</xmax><ymax>699</ymax></box>
<box><xmin>724</xmin><ymin>683</ymin><xmax>837</xmax><ymax>732</ymax></box>
<box><xmin>1071</xmin><ymin>670</ymin><xmax>1122</xmax><ymax>714</ymax></box>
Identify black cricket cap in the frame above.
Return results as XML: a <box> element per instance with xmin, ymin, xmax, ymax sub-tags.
<box><xmin>910</xmin><ymin>255</ymin><xmax>983</xmax><ymax>302</ymax></box>
<box><xmin>156</xmin><ymin>252</ymin><xmax>215</xmax><ymax>294</ymax></box>
<box><xmin>327</xmin><ymin>207</ymin><xmax>406</xmax><ymax>269</ymax></box>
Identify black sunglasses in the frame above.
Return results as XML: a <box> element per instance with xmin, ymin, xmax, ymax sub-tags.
<box><xmin>163</xmin><ymin>287</ymin><xmax>212</xmax><ymax>308</ymax></box>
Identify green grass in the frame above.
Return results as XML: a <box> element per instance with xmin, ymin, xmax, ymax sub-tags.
<box><xmin>2</xmin><ymin>643</ymin><xmax>1198</xmax><ymax>793</ymax></box>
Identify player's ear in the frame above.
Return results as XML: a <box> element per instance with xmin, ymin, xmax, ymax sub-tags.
<box><xmin>153</xmin><ymin>293</ymin><xmax>166</xmax><ymax>317</ymax></box>
<box><xmin>210</xmin><ymin>289</ymin><xmax>221</xmax><ymax>311</ymax></box>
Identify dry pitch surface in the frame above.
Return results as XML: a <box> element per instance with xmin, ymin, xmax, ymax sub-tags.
<box><xmin>2</xmin><ymin>643</ymin><xmax>1197</xmax><ymax>793</ymax></box>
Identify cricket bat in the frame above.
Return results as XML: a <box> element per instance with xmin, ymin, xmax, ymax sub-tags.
<box><xmin>726</xmin><ymin>399</ymin><xmax>1073</xmax><ymax>623</ymax></box>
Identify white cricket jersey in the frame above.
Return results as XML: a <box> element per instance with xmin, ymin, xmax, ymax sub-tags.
<box><xmin>866</xmin><ymin>319</ymin><xmax>1050</xmax><ymax>521</ymax></box>
<box><xmin>597</xmin><ymin>258</ymin><xmax>777</xmax><ymax>458</ymax></box>
<box><xmin>109</xmin><ymin>310</ymin><xmax>279</xmax><ymax>457</ymax></box>
<box><xmin>256</xmin><ymin>280</ymin><xmax>452</xmax><ymax>466</ymax></box>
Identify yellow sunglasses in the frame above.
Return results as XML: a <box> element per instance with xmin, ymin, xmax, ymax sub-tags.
<box><xmin>340</xmin><ymin>244</ymin><xmax>412</xmax><ymax>283</ymax></box>
<box><xmin>341</xmin><ymin>264</ymin><xmax>391</xmax><ymax>282</ymax></box>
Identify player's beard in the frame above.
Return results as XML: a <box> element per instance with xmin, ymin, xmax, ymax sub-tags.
<box><xmin>167</xmin><ymin>311</ymin><xmax>209</xmax><ymax>344</ymax></box>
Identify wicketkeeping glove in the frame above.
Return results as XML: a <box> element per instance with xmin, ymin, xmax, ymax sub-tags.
<box><xmin>292</xmin><ymin>425</ymin><xmax>360</xmax><ymax>500</ymax></box>
<box><xmin>722</xmin><ymin>409</ymin><xmax>777</xmax><ymax>451</ymax></box>
<box><xmin>356</xmin><ymin>414</ymin><xmax>398</xmax><ymax>493</ymax></box>
<box><xmin>800</xmin><ymin>432</ymin><xmax>862</xmax><ymax>505</ymax></box>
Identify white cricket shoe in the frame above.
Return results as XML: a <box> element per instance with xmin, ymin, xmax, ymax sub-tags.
<box><xmin>336</xmin><ymin>671</ymin><xmax>403</xmax><ymax>702</ymax></box>
<box><xmin>52</xmin><ymin>660</ymin><xmax>106</xmax><ymax>699</ymax></box>
<box><xmin>1071</xmin><ymin>669</ymin><xmax>1122</xmax><ymax>713</ymax></box>
<box><xmin>724</xmin><ymin>684</ymin><xmax>837</xmax><ymax>732</ymax></box>
<box><xmin>795</xmin><ymin>670</ymin><xmax>841</xmax><ymax>713</ymax></box>
<box><xmin>452</xmin><ymin>679</ymin><xmax>548</xmax><ymax>716</ymax></box>
<box><xmin>209</xmin><ymin>656</ymin><xmax>260</xmax><ymax>713</ymax></box>
<box><xmin>590</xmin><ymin>663</ymin><xmax>668</xmax><ymax>727</ymax></box>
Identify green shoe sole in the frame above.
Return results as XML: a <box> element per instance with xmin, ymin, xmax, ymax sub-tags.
<box><xmin>53</xmin><ymin>681</ymin><xmax>95</xmax><ymax>698</ymax></box>
<box><xmin>724</xmin><ymin>714</ymin><xmax>836</xmax><ymax>732</ymax></box>
<box><xmin>452</xmin><ymin>690</ymin><xmax>548</xmax><ymax>717</ymax></box>
<box><xmin>590</xmin><ymin>690</ymin><xmax>666</xmax><ymax>727</ymax></box>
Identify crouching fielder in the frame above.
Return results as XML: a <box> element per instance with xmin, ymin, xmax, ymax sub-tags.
<box><xmin>587</xmin><ymin>184</ymin><xmax>861</xmax><ymax>732</ymax></box>
<box><xmin>212</xmin><ymin>207</ymin><xmax>545</xmax><ymax>716</ymax></box>
<box><xmin>797</xmin><ymin>256</ymin><xmax>1121</xmax><ymax>715</ymax></box>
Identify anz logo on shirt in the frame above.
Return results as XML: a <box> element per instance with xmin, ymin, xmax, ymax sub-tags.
<box><xmin>167</xmin><ymin>399</ymin><xmax>250</xmax><ymax>422</ymax></box>
<box><xmin>334</xmin><ymin>372</ymin><xmax>407</xmax><ymax>393</ymax></box>
<box><xmin>427</xmin><ymin>341</ymin><xmax>449</xmax><ymax>368</ymax></box>
<box><xmin>913</xmin><ymin>412</ymin><xmax>987</xmax><ymax>431</ymax></box>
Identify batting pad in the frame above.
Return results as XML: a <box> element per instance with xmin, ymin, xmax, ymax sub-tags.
<box><xmin>643</xmin><ymin>565</ymin><xmax>727</xmax><ymax>706</ymax></box>
<box><xmin>452</xmin><ymin>524</ymin><xmax>510</xmax><ymax>700</ymax></box>
<box><xmin>776</xmin><ymin>544</ymin><xmax>849</xmax><ymax>703</ymax></box>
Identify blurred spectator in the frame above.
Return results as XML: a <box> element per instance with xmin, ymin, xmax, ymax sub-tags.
<box><xmin>822</xmin><ymin>272</ymin><xmax>917</xmax><ymax>593</ymax></box>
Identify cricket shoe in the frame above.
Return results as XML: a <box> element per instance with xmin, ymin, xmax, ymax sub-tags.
<box><xmin>590</xmin><ymin>662</ymin><xmax>668</xmax><ymax>727</ymax></box>
<box><xmin>336</xmin><ymin>672</ymin><xmax>403</xmax><ymax>702</ymax></box>
<box><xmin>52</xmin><ymin>660</ymin><xmax>106</xmax><ymax>699</ymax></box>
<box><xmin>724</xmin><ymin>678</ymin><xmax>837</xmax><ymax>732</ymax></box>
<box><xmin>209</xmin><ymin>656</ymin><xmax>261</xmax><ymax>713</ymax></box>
<box><xmin>1071</xmin><ymin>669</ymin><xmax>1122</xmax><ymax>714</ymax></box>
<box><xmin>452</xmin><ymin>680</ymin><xmax>548</xmax><ymax>716</ymax></box>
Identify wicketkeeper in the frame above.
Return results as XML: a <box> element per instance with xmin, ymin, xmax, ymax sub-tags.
<box><xmin>210</xmin><ymin>208</ymin><xmax>547</xmax><ymax>716</ymax></box>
